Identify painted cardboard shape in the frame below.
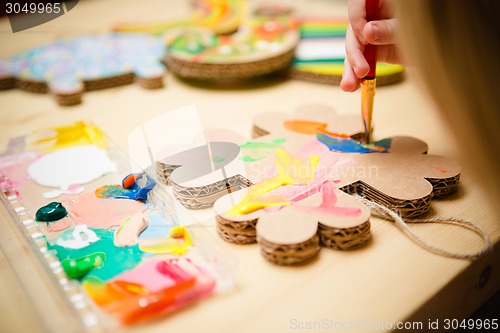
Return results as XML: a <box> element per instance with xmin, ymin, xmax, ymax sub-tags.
<box><xmin>337</xmin><ymin>136</ymin><xmax>461</xmax><ymax>217</ymax></box>
<box><xmin>215</xmin><ymin>180</ymin><xmax>371</xmax><ymax>265</ymax></box>
<box><xmin>156</xmin><ymin>142</ymin><xmax>252</xmax><ymax>209</ymax></box>
<box><xmin>155</xmin><ymin>104</ymin><xmax>460</xmax><ymax>265</ymax></box>
<box><xmin>113</xmin><ymin>0</ymin><xmax>243</xmax><ymax>36</ymax></box>
<box><xmin>163</xmin><ymin>12</ymin><xmax>300</xmax><ymax>79</ymax></box>
<box><xmin>0</xmin><ymin>34</ymin><xmax>166</xmax><ymax>106</ymax></box>
<box><xmin>252</xmin><ymin>105</ymin><xmax>461</xmax><ymax>217</ymax></box>
<box><xmin>252</xmin><ymin>104</ymin><xmax>362</xmax><ymax>138</ymax></box>
<box><xmin>212</xmin><ymin>104</ymin><xmax>459</xmax><ymax>264</ymax></box>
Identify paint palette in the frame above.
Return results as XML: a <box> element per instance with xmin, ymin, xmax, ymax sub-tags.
<box><xmin>0</xmin><ymin>122</ymin><xmax>235</xmax><ymax>330</ymax></box>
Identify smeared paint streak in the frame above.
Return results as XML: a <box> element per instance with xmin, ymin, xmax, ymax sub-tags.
<box><xmin>48</xmin><ymin>228</ymin><xmax>143</xmax><ymax>281</ymax></box>
<box><xmin>296</xmin><ymin>139</ymin><xmax>332</xmax><ymax>157</ymax></box>
<box><xmin>83</xmin><ymin>277</ymin><xmax>151</xmax><ymax>306</ymax></box>
<box><xmin>95</xmin><ymin>185</ymin><xmax>136</xmax><ymax>200</ymax></box>
<box><xmin>83</xmin><ymin>276</ymin><xmax>150</xmax><ymax>306</ymax></box>
<box><xmin>138</xmin><ymin>226</ymin><xmax>192</xmax><ymax>255</ymax></box>
<box><xmin>284</xmin><ymin>120</ymin><xmax>328</xmax><ymax>134</ymax></box>
<box><xmin>43</xmin><ymin>184</ymin><xmax>84</xmax><ymax>199</ymax></box>
<box><xmin>43</xmin><ymin>217</ymin><xmax>72</xmax><ymax>232</ymax></box>
<box><xmin>317</xmin><ymin>131</ymin><xmax>391</xmax><ymax>153</ymax></box>
<box><xmin>109</xmin><ymin>260</ymin><xmax>177</xmax><ymax>293</ymax></box>
<box><xmin>95</xmin><ymin>173</ymin><xmax>156</xmax><ymax>201</ymax></box>
<box><xmin>296</xmin><ymin>180</ymin><xmax>361</xmax><ymax>216</ymax></box>
<box><xmin>431</xmin><ymin>166</ymin><xmax>450</xmax><ymax>173</ymax></box>
<box><xmin>0</xmin><ymin>152</ymin><xmax>40</xmax><ymax>189</ymax></box>
<box><xmin>83</xmin><ymin>258</ymin><xmax>199</xmax><ymax>306</ymax></box>
<box><xmin>239</xmin><ymin>138</ymin><xmax>285</xmax><ymax>162</ymax></box>
<box><xmin>264</xmin><ymin>152</ymin><xmax>347</xmax><ymax>212</ymax></box>
<box><xmin>65</xmin><ymin>192</ymin><xmax>145</xmax><ymax>229</ymax></box>
<box><xmin>36</xmin><ymin>202</ymin><xmax>68</xmax><ymax>222</ymax></box>
<box><xmin>56</xmin><ymin>225</ymin><xmax>100</xmax><ymax>249</ymax></box>
<box><xmin>61</xmin><ymin>252</ymin><xmax>106</xmax><ymax>279</ymax></box>
<box><xmin>229</xmin><ymin>149</ymin><xmax>319</xmax><ymax>215</ymax></box>
<box><xmin>82</xmin><ymin>258</ymin><xmax>215</xmax><ymax>325</ymax></box>
<box><xmin>138</xmin><ymin>214</ymin><xmax>172</xmax><ymax>240</ymax></box>
<box><xmin>114</xmin><ymin>213</ymin><xmax>149</xmax><ymax>247</ymax></box>
<box><xmin>211</xmin><ymin>156</ymin><xmax>225</xmax><ymax>163</ymax></box>
<box><xmin>35</xmin><ymin>121</ymin><xmax>105</xmax><ymax>151</ymax></box>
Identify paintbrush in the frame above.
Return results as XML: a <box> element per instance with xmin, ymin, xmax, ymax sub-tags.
<box><xmin>361</xmin><ymin>0</ymin><xmax>379</xmax><ymax>143</ymax></box>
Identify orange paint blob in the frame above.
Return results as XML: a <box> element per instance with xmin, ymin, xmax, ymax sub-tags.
<box><xmin>284</xmin><ymin>120</ymin><xmax>328</xmax><ymax>135</ymax></box>
<box><xmin>317</xmin><ymin>128</ymin><xmax>352</xmax><ymax>139</ymax></box>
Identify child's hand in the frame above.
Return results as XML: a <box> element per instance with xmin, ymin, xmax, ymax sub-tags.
<box><xmin>341</xmin><ymin>0</ymin><xmax>401</xmax><ymax>92</ymax></box>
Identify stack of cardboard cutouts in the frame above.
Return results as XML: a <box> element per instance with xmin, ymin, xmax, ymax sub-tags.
<box><xmin>0</xmin><ymin>34</ymin><xmax>166</xmax><ymax>106</ymax></box>
<box><xmin>114</xmin><ymin>1</ymin><xmax>298</xmax><ymax>80</ymax></box>
<box><xmin>163</xmin><ymin>9</ymin><xmax>300</xmax><ymax>80</ymax></box>
<box><xmin>156</xmin><ymin>142</ymin><xmax>252</xmax><ymax>209</ymax></box>
<box><xmin>114</xmin><ymin>0</ymin><xmax>244</xmax><ymax>36</ymax></box>
<box><xmin>156</xmin><ymin>104</ymin><xmax>461</xmax><ymax>265</ymax></box>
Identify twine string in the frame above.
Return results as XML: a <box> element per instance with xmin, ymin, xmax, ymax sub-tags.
<box><xmin>353</xmin><ymin>195</ymin><xmax>492</xmax><ymax>260</ymax></box>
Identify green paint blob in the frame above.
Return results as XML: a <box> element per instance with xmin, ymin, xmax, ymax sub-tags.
<box><xmin>61</xmin><ymin>252</ymin><xmax>106</xmax><ymax>279</ymax></box>
<box><xmin>239</xmin><ymin>138</ymin><xmax>286</xmax><ymax>150</ymax></box>
<box><xmin>239</xmin><ymin>138</ymin><xmax>286</xmax><ymax>162</ymax></box>
<box><xmin>35</xmin><ymin>202</ymin><xmax>67</xmax><ymax>222</ymax></box>
<box><xmin>211</xmin><ymin>156</ymin><xmax>226</xmax><ymax>163</ymax></box>
<box><xmin>47</xmin><ymin>228</ymin><xmax>143</xmax><ymax>282</ymax></box>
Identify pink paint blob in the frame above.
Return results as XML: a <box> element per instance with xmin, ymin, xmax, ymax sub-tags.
<box><xmin>110</xmin><ymin>260</ymin><xmax>176</xmax><ymax>292</ymax></box>
<box><xmin>65</xmin><ymin>192</ymin><xmax>145</xmax><ymax>229</ymax></box>
<box><xmin>0</xmin><ymin>152</ymin><xmax>40</xmax><ymax>187</ymax></box>
<box><xmin>296</xmin><ymin>180</ymin><xmax>361</xmax><ymax>217</ymax></box>
<box><xmin>263</xmin><ymin>151</ymin><xmax>350</xmax><ymax>213</ymax></box>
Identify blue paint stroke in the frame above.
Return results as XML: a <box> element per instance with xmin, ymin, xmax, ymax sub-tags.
<box><xmin>317</xmin><ymin>132</ymin><xmax>391</xmax><ymax>153</ymax></box>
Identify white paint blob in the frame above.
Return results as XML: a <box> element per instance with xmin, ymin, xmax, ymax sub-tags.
<box><xmin>28</xmin><ymin>145</ymin><xmax>116</xmax><ymax>188</ymax></box>
<box><xmin>56</xmin><ymin>225</ymin><xmax>100</xmax><ymax>249</ymax></box>
<box><xmin>43</xmin><ymin>184</ymin><xmax>84</xmax><ymax>198</ymax></box>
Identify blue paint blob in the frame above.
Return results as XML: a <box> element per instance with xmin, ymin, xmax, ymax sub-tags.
<box><xmin>95</xmin><ymin>172</ymin><xmax>156</xmax><ymax>201</ymax></box>
<box><xmin>317</xmin><ymin>132</ymin><xmax>391</xmax><ymax>153</ymax></box>
<box><xmin>139</xmin><ymin>214</ymin><xmax>173</xmax><ymax>240</ymax></box>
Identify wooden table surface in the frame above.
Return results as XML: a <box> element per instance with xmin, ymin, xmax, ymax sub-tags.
<box><xmin>1</xmin><ymin>1</ymin><xmax>499</xmax><ymax>332</ymax></box>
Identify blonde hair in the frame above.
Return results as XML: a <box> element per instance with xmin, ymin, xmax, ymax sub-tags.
<box><xmin>397</xmin><ymin>0</ymin><xmax>500</xmax><ymax>203</ymax></box>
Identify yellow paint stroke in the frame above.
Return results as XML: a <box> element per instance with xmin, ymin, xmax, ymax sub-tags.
<box><xmin>113</xmin><ymin>213</ymin><xmax>149</xmax><ymax>247</ymax></box>
<box><xmin>229</xmin><ymin>149</ymin><xmax>319</xmax><ymax>216</ymax></box>
<box><xmin>139</xmin><ymin>226</ymin><xmax>192</xmax><ymax>255</ymax></box>
<box><xmin>36</xmin><ymin>121</ymin><xmax>105</xmax><ymax>151</ymax></box>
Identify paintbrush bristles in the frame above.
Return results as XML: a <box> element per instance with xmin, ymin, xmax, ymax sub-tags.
<box><xmin>361</xmin><ymin>78</ymin><xmax>376</xmax><ymax>143</ymax></box>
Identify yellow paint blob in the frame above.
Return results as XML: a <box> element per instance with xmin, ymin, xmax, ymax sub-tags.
<box><xmin>36</xmin><ymin>121</ymin><xmax>105</xmax><ymax>151</ymax></box>
<box><xmin>229</xmin><ymin>149</ymin><xmax>319</xmax><ymax>216</ymax></box>
<box><xmin>138</xmin><ymin>226</ymin><xmax>192</xmax><ymax>255</ymax></box>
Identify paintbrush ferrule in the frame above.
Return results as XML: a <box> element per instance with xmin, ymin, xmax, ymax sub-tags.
<box><xmin>361</xmin><ymin>78</ymin><xmax>376</xmax><ymax>143</ymax></box>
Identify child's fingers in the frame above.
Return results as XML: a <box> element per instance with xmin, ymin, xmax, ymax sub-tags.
<box><xmin>345</xmin><ymin>24</ymin><xmax>370</xmax><ymax>79</ymax></box>
<box><xmin>363</xmin><ymin>19</ymin><xmax>398</xmax><ymax>45</ymax></box>
<box><xmin>341</xmin><ymin>57</ymin><xmax>361</xmax><ymax>92</ymax></box>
